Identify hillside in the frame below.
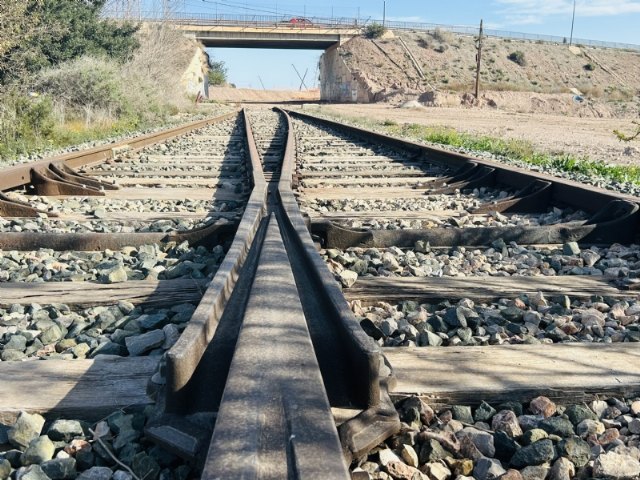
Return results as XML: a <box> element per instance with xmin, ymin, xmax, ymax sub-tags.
<box><xmin>336</xmin><ymin>30</ymin><xmax>640</xmax><ymax>117</ymax></box>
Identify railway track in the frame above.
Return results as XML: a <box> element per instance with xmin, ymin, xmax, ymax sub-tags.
<box><xmin>0</xmin><ymin>106</ymin><xmax>639</xmax><ymax>480</ymax></box>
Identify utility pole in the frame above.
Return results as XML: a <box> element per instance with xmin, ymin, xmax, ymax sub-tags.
<box><xmin>475</xmin><ymin>19</ymin><xmax>483</xmax><ymax>99</ymax></box>
<box><xmin>569</xmin><ymin>0</ymin><xmax>577</xmax><ymax>46</ymax></box>
<box><xmin>383</xmin><ymin>1</ymin><xmax>386</xmax><ymax>26</ymax></box>
<box><xmin>258</xmin><ymin>76</ymin><xmax>266</xmax><ymax>91</ymax></box>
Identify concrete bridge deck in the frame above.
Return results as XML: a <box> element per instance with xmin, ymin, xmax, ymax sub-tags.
<box><xmin>178</xmin><ymin>24</ymin><xmax>361</xmax><ymax>49</ymax></box>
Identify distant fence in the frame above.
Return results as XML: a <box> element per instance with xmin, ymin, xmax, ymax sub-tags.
<box><xmin>105</xmin><ymin>10</ymin><xmax>640</xmax><ymax>51</ymax></box>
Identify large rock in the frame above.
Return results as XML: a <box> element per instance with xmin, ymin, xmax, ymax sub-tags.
<box><xmin>125</xmin><ymin>330</ymin><xmax>165</xmax><ymax>356</ymax></box>
<box><xmin>564</xmin><ymin>404</ymin><xmax>597</xmax><ymax>425</ymax></box>
<box><xmin>401</xmin><ymin>444</ymin><xmax>419</xmax><ymax>468</ymax></box>
<box><xmin>21</xmin><ymin>436</ymin><xmax>55</xmax><ymax>465</ymax></box>
<box><xmin>549</xmin><ymin>457</ymin><xmax>575</xmax><ymax>480</ymax></box>
<box><xmin>539</xmin><ymin>417</ymin><xmax>575</xmax><ymax>437</ymax></box>
<box><xmin>492</xmin><ymin>410</ymin><xmax>523</xmax><ymax>438</ymax></box>
<box><xmin>419</xmin><ymin>438</ymin><xmax>451</xmax><ymax>464</ymax></box>
<box><xmin>576</xmin><ymin>419</ymin><xmax>605</xmax><ymax>437</ymax></box>
<box><xmin>510</xmin><ymin>439</ymin><xmax>555</xmax><ymax>468</ymax></box>
<box><xmin>339</xmin><ymin>270</ymin><xmax>358</xmax><ymax>288</ymax></box>
<box><xmin>40</xmin><ymin>458</ymin><xmax>77</xmax><ymax>480</ymax></box>
<box><xmin>384</xmin><ymin>460</ymin><xmax>423</xmax><ymax>480</ymax></box>
<box><xmin>493</xmin><ymin>430</ymin><xmax>520</xmax><ymax>463</ymax></box>
<box><xmin>131</xmin><ymin>453</ymin><xmax>160</xmax><ymax>480</ymax></box>
<box><xmin>529</xmin><ymin>396</ymin><xmax>556</xmax><ymax>418</ymax></box>
<box><xmin>8</xmin><ymin>412</ymin><xmax>45</xmax><ymax>449</ymax></box>
<box><xmin>76</xmin><ymin>467</ymin><xmax>113</xmax><ymax>480</ymax></box>
<box><xmin>102</xmin><ymin>266</ymin><xmax>128</xmax><ymax>284</ymax></box>
<box><xmin>474</xmin><ymin>402</ymin><xmax>497</xmax><ymax>423</ymax></box>
<box><xmin>47</xmin><ymin>420</ymin><xmax>84</xmax><ymax>442</ymax></box>
<box><xmin>451</xmin><ymin>406</ymin><xmax>474</xmax><ymax>424</ymax></box>
<box><xmin>593</xmin><ymin>452</ymin><xmax>640</xmax><ymax>479</ymax></box>
<box><xmin>0</xmin><ymin>459</ymin><xmax>11</xmax><ymax>480</ymax></box>
<box><xmin>457</xmin><ymin>427</ymin><xmax>494</xmax><ymax>457</ymax></box>
<box><xmin>15</xmin><ymin>465</ymin><xmax>51</xmax><ymax>480</ymax></box>
<box><xmin>473</xmin><ymin>457</ymin><xmax>506</xmax><ymax>480</ymax></box>
<box><xmin>422</xmin><ymin>462</ymin><xmax>450</xmax><ymax>480</ymax></box>
<box><xmin>558</xmin><ymin>437</ymin><xmax>590</xmax><ymax>468</ymax></box>
<box><xmin>520</xmin><ymin>465</ymin><xmax>551</xmax><ymax>480</ymax></box>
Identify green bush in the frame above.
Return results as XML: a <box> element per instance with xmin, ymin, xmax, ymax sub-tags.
<box><xmin>36</xmin><ymin>57</ymin><xmax>133</xmax><ymax>123</ymax></box>
<box><xmin>584</xmin><ymin>63</ymin><xmax>596</xmax><ymax>71</ymax></box>
<box><xmin>364</xmin><ymin>23</ymin><xmax>387</xmax><ymax>39</ymax></box>
<box><xmin>508</xmin><ymin>51</ymin><xmax>526</xmax><ymax>66</ymax></box>
<box><xmin>34</xmin><ymin>56</ymin><xmax>168</xmax><ymax>128</ymax></box>
<box><xmin>0</xmin><ymin>90</ymin><xmax>55</xmax><ymax>158</ymax></box>
<box><xmin>0</xmin><ymin>0</ymin><xmax>139</xmax><ymax>84</ymax></box>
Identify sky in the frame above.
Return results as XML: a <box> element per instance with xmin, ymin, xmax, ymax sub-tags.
<box><xmin>147</xmin><ymin>0</ymin><xmax>640</xmax><ymax>89</ymax></box>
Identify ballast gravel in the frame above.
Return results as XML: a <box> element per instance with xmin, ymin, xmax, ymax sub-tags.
<box><xmin>351</xmin><ymin>293</ymin><xmax>640</xmax><ymax>348</ymax></box>
<box><xmin>324</xmin><ymin>242</ymin><xmax>640</xmax><ymax>282</ymax></box>
<box><xmin>0</xmin><ymin>301</ymin><xmax>197</xmax><ymax>362</ymax></box>
<box><xmin>0</xmin><ymin>408</ymin><xmax>197</xmax><ymax>480</ymax></box>
<box><xmin>355</xmin><ymin>396</ymin><xmax>640</xmax><ymax>480</ymax></box>
<box><xmin>0</xmin><ymin>241</ymin><xmax>226</xmax><ymax>283</ymax></box>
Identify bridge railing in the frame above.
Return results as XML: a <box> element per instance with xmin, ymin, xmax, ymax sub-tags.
<box><xmin>106</xmin><ymin>11</ymin><xmax>640</xmax><ymax>51</ymax></box>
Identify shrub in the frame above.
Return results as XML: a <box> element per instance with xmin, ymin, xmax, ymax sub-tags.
<box><xmin>0</xmin><ymin>89</ymin><xmax>55</xmax><ymax>158</ymax></box>
<box><xmin>417</xmin><ymin>37</ymin><xmax>430</xmax><ymax>49</ymax></box>
<box><xmin>508</xmin><ymin>51</ymin><xmax>526</xmax><ymax>66</ymax></box>
<box><xmin>431</xmin><ymin>28</ymin><xmax>453</xmax><ymax>44</ymax></box>
<box><xmin>34</xmin><ymin>54</ymin><xmax>178</xmax><ymax>129</ymax></box>
<box><xmin>434</xmin><ymin>44</ymin><xmax>449</xmax><ymax>53</ymax></box>
<box><xmin>35</xmin><ymin>56</ymin><xmax>137</xmax><ymax>126</ymax></box>
<box><xmin>364</xmin><ymin>23</ymin><xmax>387</xmax><ymax>39</ymax></box>
<box><xmin>584</xmin><ymin>63</ymin><xmax>596</xmax><ymax>71</ymax></box>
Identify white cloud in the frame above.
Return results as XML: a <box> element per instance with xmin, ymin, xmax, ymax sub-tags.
<box><xmin>494</xmin><ymin>0</ymin><xmax>640</xmax><ymax>22</ymax></box>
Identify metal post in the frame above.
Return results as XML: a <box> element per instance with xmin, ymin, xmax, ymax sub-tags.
<box><xmin>475</xmin><ymin>19</ymin><xmax>483</xmax><ymax>99</ymax></box>
<box><xmin>383</xmin><ymin>1</ymin><xmax>386</xmax><ymax>26</ymax></box>
<box><xmin>569</xmin><ymin>0</ymin><xmax>577</xmax><ymax>46</ymax></box>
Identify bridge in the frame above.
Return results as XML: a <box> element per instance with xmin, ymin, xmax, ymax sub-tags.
<box><xmin>158</xmin><ymin>14</ymin><xmax>362</xmax><ymax>49</ymax></box>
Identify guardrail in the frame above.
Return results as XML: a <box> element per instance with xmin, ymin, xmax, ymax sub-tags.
<box><xmin>103</xmin><ymin>11</ymin><xmax>640</xmax><ymax>51</ymax></box>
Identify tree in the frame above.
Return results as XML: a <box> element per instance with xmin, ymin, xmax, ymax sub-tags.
<box><xmin>0</xmin><ymin>0</ymin><xmax>139</xmax><ymax>84</ymax></box>
<box><xmin>208</xmin><ymin>59</ymin><xmax>228</xmax><ymax>86</ymax></box>
<box><xmin>0</xmin><ymin>1</ymin><xmax>42</xmax><ymax>83</ymax></box>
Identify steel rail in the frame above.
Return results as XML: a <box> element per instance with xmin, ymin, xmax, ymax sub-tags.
<box><xmin>164</xmin><ymin>109</ymin><xmax>268</xmax><ymax>413</ymax></box>
<box><xmin>0</xmin><ymin>111</ymin><xmax>238</xmax><ymax>193</ymax></box>
<box><xmin>286</xmin><ymin>109</ymin><xmax>640</xmax><ymax>248</ymax></box>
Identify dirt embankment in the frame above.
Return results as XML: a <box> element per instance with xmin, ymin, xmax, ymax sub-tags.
<box><xmin>208</xmin><ymin>87</ymin><xmax>320</xmax><ymax>103</ymax></box>
<box><xmin>337</xmin><ymin>31</ymin><xmax>640</xmax><ymax>119</ymax></box>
